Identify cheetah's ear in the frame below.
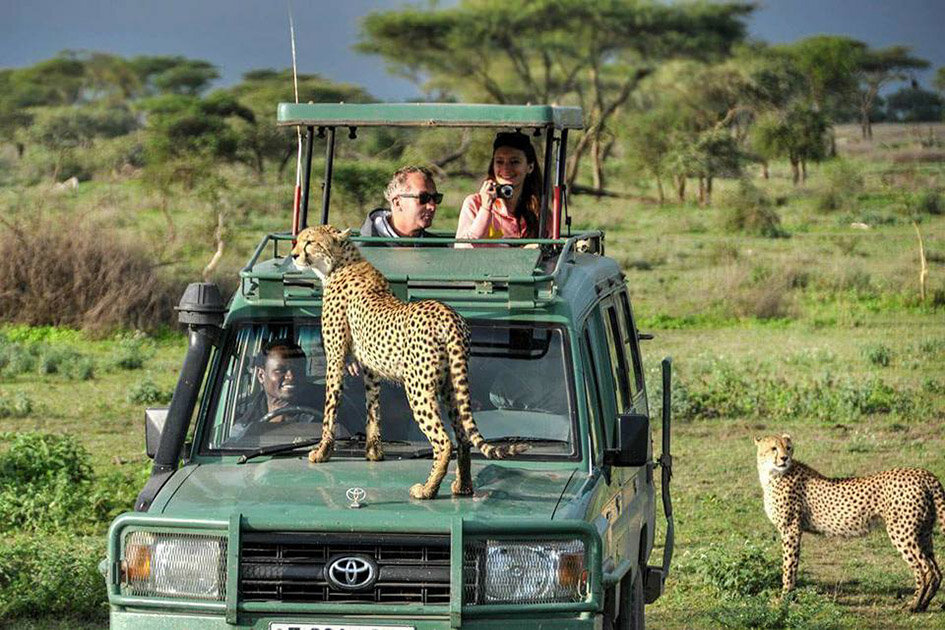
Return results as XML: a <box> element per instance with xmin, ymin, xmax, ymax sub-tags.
<box><xmin>781</xmin><ymin>433</ymin><xmax>792</xmax><ymax>444</ymax></box>
<box><xmin>337</xmin><ymin>228</ymin><xmax>352</xmax><ymax>240</ymax></box>
<box><xmin>753</xmin><ymin>436</ymin><xmax>762</xmax><ymax>445</ymax></box>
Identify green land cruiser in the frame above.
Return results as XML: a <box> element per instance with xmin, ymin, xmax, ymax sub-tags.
<box><xmin>105</xmin><ymin>103</ymin><xmax>674</xmax><ymax>630</ymax></box>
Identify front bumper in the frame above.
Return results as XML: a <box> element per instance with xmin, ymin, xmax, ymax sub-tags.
<box><xmin>106</xmin><ymin>513</ymin><xmax>604</xmax><ymax>629</ymax></box>
<box><xmin>111</xmin><ymin>611</ymin><xmax>602</xmax><ymax>630</ymax></box>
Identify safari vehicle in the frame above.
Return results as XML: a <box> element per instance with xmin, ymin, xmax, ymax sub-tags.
<box><xmin>105</xmin><ymin>103</ymin><xmax>675</xmax><ymax>630</ymax></box>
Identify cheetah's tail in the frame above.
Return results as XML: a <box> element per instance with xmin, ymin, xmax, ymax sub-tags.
<box><xmin>444</xmin><ymin>320</ymin><xmax>529</xmax><ymax>460</ymax></box>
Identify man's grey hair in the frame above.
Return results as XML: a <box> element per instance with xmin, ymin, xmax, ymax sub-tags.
<box><xmin>385</xmin><ymin>166</ymin><xmax>435</xmax><ymax>204</ymax></box>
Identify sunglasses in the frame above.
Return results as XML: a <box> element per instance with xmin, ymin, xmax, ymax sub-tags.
<box><xmin>398</xmin><ymin>192</ymin><xmax>443</xmax><ymax>205</ymax></box>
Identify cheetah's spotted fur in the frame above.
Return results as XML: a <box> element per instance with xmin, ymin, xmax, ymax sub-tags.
<box><xmin>755</xmin><ymin>434</ymin><xmax>945</xmax><ymax>612</ymax></box>
<box><xmin>291</xmin><ymin>225</ymin><xmax>526</xmax><ymax>500</ymax></box>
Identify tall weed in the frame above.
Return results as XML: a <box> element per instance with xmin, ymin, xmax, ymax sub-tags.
<box><xmin>816</xmin><ymin>160</ymin><xmax>864</xmax><ymax>213</ymax></box>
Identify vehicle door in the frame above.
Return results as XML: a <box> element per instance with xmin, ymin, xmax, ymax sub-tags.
<box><xmin>589</xmin><ymin>289</ymin><xmax>649</xmax><ymax>573</ymax></box>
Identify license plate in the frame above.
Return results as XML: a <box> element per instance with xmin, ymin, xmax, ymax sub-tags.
<box><xmin>270</xmin><ymin>625</ymin><xmax>414</xmax><ymax>630</ymax></box>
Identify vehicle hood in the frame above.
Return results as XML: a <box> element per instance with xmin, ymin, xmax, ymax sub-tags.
<box><xmin>155</xmin><ymin>457</ymin><xmax>581</xmax><ymax>527</ymax></box>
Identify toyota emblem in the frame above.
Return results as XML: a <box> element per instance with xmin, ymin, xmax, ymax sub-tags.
<box><xmin>346</xmin><ymin>487</ymin><xmax>366</xmax><ymax>509</ymax></box>
<box><xmin>325</xmin><ymin>555</ymin><xmax>377</xmax><ymax>591</ymax></box>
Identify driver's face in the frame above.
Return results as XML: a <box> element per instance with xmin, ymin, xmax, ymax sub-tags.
<box><xmin>257</xmin><ymin>348</ymin><xmax>305</xmax><ymax>407</ymax></box>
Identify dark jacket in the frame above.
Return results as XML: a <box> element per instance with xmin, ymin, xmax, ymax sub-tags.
<box><xmin>359</xmin><ymin>208</ymin><xmax>435</xmax><ymax>246</ymax></box>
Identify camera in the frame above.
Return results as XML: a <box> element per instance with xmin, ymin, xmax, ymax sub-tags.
<box><xmin>497</xmin><ymin>184</ymin><xmax>514</xmax><ymax>199</ymax></box>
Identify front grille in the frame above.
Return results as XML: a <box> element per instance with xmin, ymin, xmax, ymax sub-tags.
<box><xmin>240</xmin><ymin>532</ymin><xmax>450</xmax><ymax>605</ymax></box>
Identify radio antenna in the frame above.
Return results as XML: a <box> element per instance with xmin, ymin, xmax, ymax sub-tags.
<box><xmin>289</xmin><ymin>4</ymin><xmax>303</xmax><ymax>235</ymax></box>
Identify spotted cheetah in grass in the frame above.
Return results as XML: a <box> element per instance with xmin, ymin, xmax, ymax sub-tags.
<box><xmin>291</xmin><ymin>225</ymin><xmax>526</xmax><ymax>500</ymax></box>
<box><xmin>754</xmin><ymin>434</ymin><xmax>945</xmax><ymax>612</ymax></box>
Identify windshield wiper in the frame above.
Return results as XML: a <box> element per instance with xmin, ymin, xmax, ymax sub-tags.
<box><xmin>237</xmin><ymin>437</ymin><xmax>321</xmax><ymax>464</ymax></box>
<box><xmin>408</xmin><ymin>437</ymin><xmax>569</xmax><ymax>459</ymax></box>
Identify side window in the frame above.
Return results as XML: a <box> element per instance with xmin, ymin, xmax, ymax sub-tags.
<box><xmin>617</xmin><ymin>292</ymin><xmax>644</xmax><ymax>398</ymax></box>
<box><xmin>580</xmin><ymin>334</ymin><xmax>604</xmax><ymax>463</ymax></box>
<box><xmin>602</xmin><ymin>303</ymin><xmax>632</xmax><ymax>412</ymax></box>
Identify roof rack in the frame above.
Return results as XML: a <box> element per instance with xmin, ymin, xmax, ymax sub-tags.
<box><xmin>277</xmin><ymin>103</ymin><xmax>584</xmax><ymax>130</ymax></box>
<box><xmin>238</xmin><ymin>232</ymin><xmax>604</xmax><ymax>310</ymax></box>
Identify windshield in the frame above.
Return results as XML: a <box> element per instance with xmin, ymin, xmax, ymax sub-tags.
<box><xmin>199</xmin><ymin>320</ymin><xmax>576</xmax><ymax>459</ymax></box>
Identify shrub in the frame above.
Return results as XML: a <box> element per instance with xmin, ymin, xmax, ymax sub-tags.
<box><xmin>863</xmin><ymin>343</ymin><xmax>892</xmax><ymax>367</ymax></box>
<box><xmin>720</xmin><ymin>180</ymin><xmax>787</xmax><ymax>238</ymax></box>
<box><xmin>0</xmin><ymin>217</ymin><xmax>181</xmax><ymax>334</ymax></box>
<box><xmin>0</xmin><ymin>535</ymin><xmax>107</xmax><ymax>621</ymax></box>
<box><xmin>0</xmin><ymin>392</ymin><xmax>32</xmax><ymax>418</ymax></box>
<box><xmin>815</xmin><ymin>159</ymin><xmax>864</xmax><ymax>213</ymax></box>
<box><xmin>691</xmin><ymin>539</ymin><xmax>780</xmax><ymax>597</ymax></box>
<box><xmin>127</xmin><ymin>376</ymin><xmax>173</xmax><ymax>404</ymax></box>
<box><xmin>708</xmin><ymin>590</ymin><xmax>844</xmax><ymax>630</ymax></box>
<box><xmin>906</xmin><ymin>188</ymin><xmax>943</xmax><ymax>215</ymax></box>
<box><xmin>111</xmin><ymin>331</ymin><xmax>155</xmax><ymax>370</ymax></box>
<box><xmin>37</xmin><ymin>346</ymin><xmax>95</xmax><ymax>380</ymax></box>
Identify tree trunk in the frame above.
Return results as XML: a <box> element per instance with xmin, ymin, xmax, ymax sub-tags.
<box><xmin>202</xmin><ymin>211</ymin><xmax>226</xmax><ymax>282</ymax></box>
<box><xmin>675</xmin><ymin>175</ymin><xmax>686</xmax><ymax>203</ymax></box>
<box><xmin>790</xmin><ymin>159</ymin><xmax>800</xmax><ymax>185</ymax></box>
<box><xmin>760</xmin><ymin>161</ymin><xmax>769</xmax><ymax>179</ymax></box>
<box><xmin>15</xmin><ymin>142</ymin><xmax>24</xmax><ymax>159</ymax></box>
<box><xmin>655</xmin><ymin>175</ymin><xmax>665</xmax><ymax>205</ymax></box>
<box><xmin>591</xmin><ymin>133</ymin><xmax>604</xmax><ymax>190</ymax></box>
<box><xmin>706</xmin><ymin>177</ymin><xmax>713</xmax><ymax>206</ymax></box>
<box><xmin>698</xmin><ymin>178</ymin><xmax>706</xmax><ymax>207</ymax></box>
<box><xmin>800</xmin><ymin>160</ymin><xmax>807</xmax><ymax>185</ymax></box>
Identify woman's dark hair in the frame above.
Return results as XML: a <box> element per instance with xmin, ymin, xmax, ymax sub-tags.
<box><xmin>488</xmin><ymin>132</ymin><xmax>543</xmax><ymax>238</ymax></box>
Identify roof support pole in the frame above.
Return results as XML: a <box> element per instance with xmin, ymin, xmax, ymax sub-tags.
<box><xmin>539</xmin><ymin>126</ymin><xmax>555</xmax><ymax>238</ymax></box>
<box><xmin>299</xmin><ymin>126</ymin><xmax>315</xmax><ymax>231</ymax></box>
<box><xmin>556</xmin><ymin>128</ymin><xmax>569</xmax><ymax>238</ymax></box>
<box><xmin>320</xmin><ymin>126</ymin><xmax>336</xmax><ymax>226</ymax></box>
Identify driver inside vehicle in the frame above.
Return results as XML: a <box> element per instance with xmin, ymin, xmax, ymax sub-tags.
<box><xmin>232</xmin><ymin>339</ymin><xmax>322</xmax><ymax>437</ymax></box>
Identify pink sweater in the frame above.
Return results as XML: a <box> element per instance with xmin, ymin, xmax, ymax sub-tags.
<box><xmin>454</xmin><ymin>194</ymin><xmax>527</xmax><ymax>248</ymax></box>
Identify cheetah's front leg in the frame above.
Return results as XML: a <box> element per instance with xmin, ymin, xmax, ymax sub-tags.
<box><xmin>779</xmin><ymin>522</ymin><xmax>802</xmax><ymax>594</ymax></box>
<box><xmin>310</xmin><ymin>309</ymin><xmax>348</xmax><ymax>464</ymax></box>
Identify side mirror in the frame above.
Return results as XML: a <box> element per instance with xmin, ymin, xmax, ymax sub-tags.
<box><xmin>604</xmin><ymin>412</ymin><xmax>650</xmax><ymax>467</ymax></box>
<box><xmin>145</xmin><ymin>408</ymin><xmax>169</xmax><ymax>459</ymax></box>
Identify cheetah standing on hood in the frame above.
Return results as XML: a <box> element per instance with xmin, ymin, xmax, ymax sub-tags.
<box><xmin>291</xmin><ymin>225</ymin><xmax>526</xmax><ymax>500</ymax></box>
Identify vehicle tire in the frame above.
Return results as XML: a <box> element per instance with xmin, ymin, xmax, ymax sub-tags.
<box><xmin>616</xmin><ymin>565</ymin><xmax>645</xmax><ymax>630</ymax></box>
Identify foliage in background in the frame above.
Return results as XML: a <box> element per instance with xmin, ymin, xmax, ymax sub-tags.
<box><xmin>0</xmin><ymin>218</ymin><xmax>181</xmax><ymax>334</ymax></box>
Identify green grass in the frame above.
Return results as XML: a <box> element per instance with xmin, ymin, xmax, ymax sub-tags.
<box><xmin>0</xmin><ymin>122</ymin><xmax>944</xmax><ymax>627</ymax></box>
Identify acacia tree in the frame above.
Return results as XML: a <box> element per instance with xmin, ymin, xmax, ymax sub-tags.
<box><xmin>357</xmin><ymin>0</ymin><xmax>751</xmax><ymax>190</ymax></box>
<box><xmin>750</xmin><ymin>105</ymin><xmax>828</xmax><ymax>185</ymax></box>
<box><xmin>856</xmin><ymin>46</ymin><xmax>929</xmax><ymax>139</ymax></box>
<box><xmin>225</xmin><ymin>69</ymin><xmax>373</xmax><ymax>179</ymax></box>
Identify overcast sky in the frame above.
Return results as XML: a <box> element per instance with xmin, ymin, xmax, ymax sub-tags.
<box><xmin>2</xmin><ymin>0</ymin><xmax>943</xmax><ymax>100</ymax></box>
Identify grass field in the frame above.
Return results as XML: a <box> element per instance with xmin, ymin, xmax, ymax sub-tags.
<box><xmin>0</xmin><ymin>123</ymin><xmax>943</xmax><ymax>628</ymax></box>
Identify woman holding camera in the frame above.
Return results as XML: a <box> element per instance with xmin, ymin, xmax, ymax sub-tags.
<box><xmin>454</xmin><ymin>132</ymin><xmax>542</xmax><ymax>247</ymax></box>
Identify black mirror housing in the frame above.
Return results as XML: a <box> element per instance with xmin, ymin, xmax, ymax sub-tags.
<box><xmin>605</xmin><ymin>412</ymin><xmax>650</xmax><ymax>467</ymax></box>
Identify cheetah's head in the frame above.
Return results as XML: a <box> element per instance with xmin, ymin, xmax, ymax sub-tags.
<box><xmin>754</xmin><ymin>434</ymin><xmax>793</xmax><ymax>476</ymax></box>
<box><xmin>291</xmin><ymin>225</ymin><xmax>352</xmax><ymax>281</ymax></box>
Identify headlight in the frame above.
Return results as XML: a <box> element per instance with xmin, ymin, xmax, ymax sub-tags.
<box><xmin>464</xmin><ymin>539</ymin><xmax>588</xmax><ymax>605</ymax></box>
<box><xmin>120</xmin><ymin>531</ymin><xmax>227</xmax><ymax>600</ymax></box>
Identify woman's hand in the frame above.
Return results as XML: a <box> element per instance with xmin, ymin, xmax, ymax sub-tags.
<box><xmin>477</xmin><ymin>179</ymin><xmax>497</xmax><ymax>213</ymax></box>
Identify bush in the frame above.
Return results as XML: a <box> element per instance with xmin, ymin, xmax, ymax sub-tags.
<box><xmin>127</xmin><ymin>376</ymin><xmax>173</xmax><ymax>404</ymax></box>
<box><xmin>0</xmin><ymin>218</ymin><xmax>181</xmax><ymax>334</ymax></box>
<box><xmin>691</xmin><ymin>539</ymin><xmax>781</xmax><ymax>596</ymax></box>
<box><xmin>863</xmin><ymin>343</ymin><xmax>892</xmax><ymax>367</ymax></box>
<box><xmin>0</xmin><ymin>432</ymin><xmax>143</xmax><ymax>534</ymax></box>
<box><xmin>906</xmin><ymin>188</ymin><xmax>943</xmax><ymax>216</ymax></box>
<box><xmin>720</xmin><ymin>180</ymin><xmax>788</xmax><ymax>238</ymax></box>
<box><xmin>815</xmin><ymin>160</ymin><xmax>864</xmax><ymax>213</ymax></box>
<box><xmin>0</xmin><ymin>392</ymin><xmax>32</xmax><ymax>418</ymax></box>
<box><xmin>0</xmin><ymin>535</ymin><xmax>107</xmax><ymax>621</ymax></box>
<box><xmin>111</xmin><ymin>331</ymin><xmax>155</xmax><ymax>370</ymax></box>
<box><xmin>708</xmin><ymin>590</ymin><xmax>844</xmax><ymax>630</ymax></box>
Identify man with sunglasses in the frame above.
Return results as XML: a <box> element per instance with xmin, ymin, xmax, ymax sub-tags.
<box><xmin>360</xmin><ymin>165</ymin><xmax>442</xmax><ymax>245</ymax></box>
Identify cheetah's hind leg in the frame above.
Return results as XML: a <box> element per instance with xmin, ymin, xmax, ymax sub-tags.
<box><xmin>362</xmin><ymin>366</ymin><xmax>384</xmax><ymax>462</ymax></box>
<box><xmin>405</xmin><ymin>381</ymin><xmax>453</xmax><ymax>500</ymax></box>
<box><xmin>443</xmin><ymin>380</ymin><xmax>473</xmax><ymax>496</ymax></box>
